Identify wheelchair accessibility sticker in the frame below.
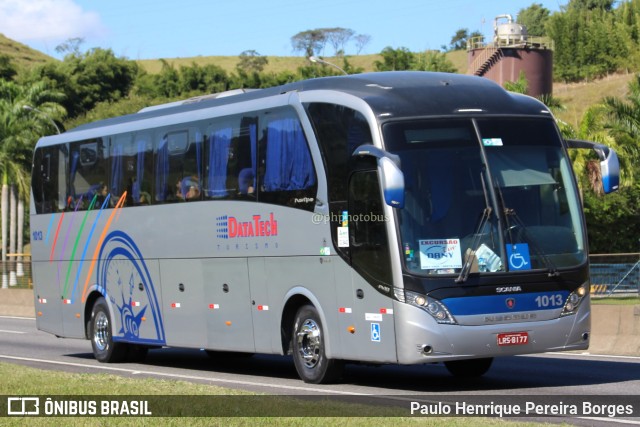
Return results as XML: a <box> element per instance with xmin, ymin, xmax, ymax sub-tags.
<box><xmin>506</xmin><ymin>243</ymin><xmax>531</xmax><ymax>271</ymax></box>
<box><xmin>371</xmin><ymin>323</ymin><xmax>381</xmax><ymax>342</ymax></box>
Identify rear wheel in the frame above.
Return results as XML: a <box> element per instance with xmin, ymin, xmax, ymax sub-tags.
<box><xmin>444</xmin><ymin>357</ymin><xmax>493</xmax><ymax>377</ymax></box>
<box><xmin>89</xmin><ymin>297</ymin><xmax>128</xmax><ymax>363</ymax></box>
<box><xmin>292</xmin><ymin>305</ymin><xmax>343</xmax><ymax>384</ymax></box>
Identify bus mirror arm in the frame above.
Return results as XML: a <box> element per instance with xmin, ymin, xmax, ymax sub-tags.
<box><xmin>352</xmin><ymin>144</ymin><xmax>405</xmax><ymax>208</ymax></box>
<box><xmin>566</xmin><ymin>139</ymin><xmax>620</xmax><ymax>194</ymax></box>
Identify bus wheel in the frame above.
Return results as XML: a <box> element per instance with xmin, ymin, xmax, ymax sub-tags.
<box><xmin>444</xmin><ymin>358</ymin><xmax>493</xmax><ymax>377</ymax></box>
<box><xmin>90</xmin><ymin>297</ymin><xmax>127</xmax><ymax>363</ymax></box>
<box><xmin>292</xmin><ymin>305</ymin><xmax>343</xmax><ymax>384</ymax></box>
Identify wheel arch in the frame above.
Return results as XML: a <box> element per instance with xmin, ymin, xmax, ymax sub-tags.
<box><xmin>84</xmin><ymin>290</ymin><xmax>106</xmax><ymax>340</ymax></box>
<box><xmin>280</xmin><ymin>287</ymin><xmax>332</xmax><ymax>356</ymax></box>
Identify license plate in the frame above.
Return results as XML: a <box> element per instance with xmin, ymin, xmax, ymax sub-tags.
<box><xmin>497</xmin><ymin>332</ymin><xmax>529</xmax><ymax>346</ymax></box>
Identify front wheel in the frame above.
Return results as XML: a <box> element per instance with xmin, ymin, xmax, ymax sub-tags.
<box><xmin>444</xmin><ymin>357</ymin><xmax>493</xmax><ymax>377</ymax></box>
<box><xmin>292</xmin><ymin>305</ymin><xmax>344</xmax><ymax>384</ymax></box>
<box><xmin>89</xmin><ymin>297</ymin><xmax>128</xmax><ymax>363</ymax></box>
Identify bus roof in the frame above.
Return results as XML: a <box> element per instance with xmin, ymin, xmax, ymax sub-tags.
<box><xmin>63</xmin><ymin>71</ymin><xmax>550</xmax><ymax>136</ymax></box>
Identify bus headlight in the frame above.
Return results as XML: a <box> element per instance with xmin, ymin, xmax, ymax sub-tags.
<box><xmin>401</xmin><ymin>290</ymin><xmax>457</xmax><ymax>324</ymax></box>
<box><xmin>561</xmin><ymin>284</ymin><xmax>588</xmax><ymax>316</ymax></box>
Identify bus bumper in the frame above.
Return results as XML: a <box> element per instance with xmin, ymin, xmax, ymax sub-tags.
<box><xmin>393</xmin><ymin>298</ymin><xmax>590</xmax><ymax>365</ymax></box>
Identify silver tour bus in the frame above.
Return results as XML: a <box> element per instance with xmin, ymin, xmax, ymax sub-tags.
<box><xmin>30</xmin><ymin>72</ymin><xmax>619</xmax><ymax>383</ymax></box>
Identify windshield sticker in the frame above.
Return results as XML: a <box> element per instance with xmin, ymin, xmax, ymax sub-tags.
<box><xmin>506</xmin><ymin>243</ymin><xmax>531</xmax><ymax>271</ymax></box>
<box><xmin>337</xmin><ymin>227</ymin><xmax>349</xmax><ymax>247</ymax></box>
<box><xmin>482</xmin><ymin>138</ymin><xmax>503</xmax><ymax>147</ymax></box>
<box><xmin>419</xmin><ymin>239</ymin><xmax>462</xmax><ymax>270</ymax></box>
<box><xmin>341</xmin><ymin>211</ymin><xmax>349</xmax><ymax>227</ymax></box>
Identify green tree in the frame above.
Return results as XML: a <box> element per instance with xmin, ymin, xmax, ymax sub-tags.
<box><xmin>0</xmin><ymin>79</ymin><xmax>65</xmax><ymax>287</ymax></box>
<box><xmin>237</xmin><ymin>50</ymin><xmax>268</xmax><ymax>74</ymax></box>
<box><xmin>517</xmin><ymin>3</ymin><xmax>551</xmax><ymax>36</ymax></box>
<box><xmin>567</xmin><ymin>0</ymin><xmax>614</xmax><ymax>11</ymax></box>
<box><xmin>374</xmin><ymin>47</ymin><xmax>415</xmax><ymax>71</ymax></box>
<box><xmin>27</xmin><ymin>48</ymin><xmax>138</xmax><ymax>118</ymax></box>
<box><xmin>323</xmin><ymin>27</ymin><xmax>355</xmax><ymax>56</ymax></box>
<box><xmin>353</xmin><ymin>34</ymin><xmax>371</xmax><ymax>55</ymax></box>
<box><xmin>547</xmin><ymin>6</ymin><xmax>621</xmax><ymax>81</ymax></box>
<box><xmin>291</xmin><ymin>30</ymin><xmax>326</xmax><ymax>57</ymax></box>
<box><xmin>449</xmin><ymin>28</ymin><xmax>469</xmax><ymax>51</ymax></box>
<box><xmin>413</xmin><ymin>51</ymin><xmax>457</xmax><ymax>73</ymax></box>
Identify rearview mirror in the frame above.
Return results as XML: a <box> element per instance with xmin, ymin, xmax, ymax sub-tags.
<box><xmin>352</xmin><ymin>145</ymin><xmax>405</xmax><ymax>208</ymax></box>
<box><xmin>566</xmin><ymin>139</ymin><xmax>620</xmax><ymax>194</ymax></box>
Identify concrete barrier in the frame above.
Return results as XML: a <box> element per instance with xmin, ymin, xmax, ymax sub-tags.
<box><xmin>589</xmin><ymin>304</ymin><xmax>640</xmax><ymax>356</ymax></box>
<box><xmin>1</xmin><ymin>289</ymin><xmax>638</xmax><ymax>356</ymax></box>
<box><xmin>0</xmin><ymin>289</ymin><xmax>35</xmax><ymax>318</ymax></box>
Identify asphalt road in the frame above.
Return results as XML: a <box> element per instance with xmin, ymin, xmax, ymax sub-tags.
<box><xmin>1</xmin><ymin>315</ymin><xmax>639</xmax><ymax>425</ymax></box>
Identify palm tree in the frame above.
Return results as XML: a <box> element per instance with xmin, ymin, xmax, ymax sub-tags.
<box><xmin>602</xmin><ymin>73</ymin><xmax>640</xmax><ymax>180</ymax></box>
<box><xmin>0</xmin><ymin>80</ymin><xmax>65</xmax><ymax>287</ymax></box>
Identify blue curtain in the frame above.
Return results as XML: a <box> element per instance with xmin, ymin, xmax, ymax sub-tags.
<box><xmin>250</xmin><ymin>124</ymin><xmax>256</xmax><ymax>171</ymax></box>
<box><xmin>69</xmin><ymin>151</ymin><xmax>79</xmax><ymax>199</ymax></box>
<box><xmin>264</xmin><ymin>118</ymin><xmax>315</xmax><ymax>191</ymax></box>
<box><xmin>207</xmin><ymin>127</ymin><xmax>232</xmax><ymax>197</ymax></box>
<box><xmin>134</xmin><ymin>139</ymin><xmax>146</xmax><ymax>203</ymax></box>
<box><xmin>195</xmin><ymin>130</ymin><xmax>202</xmax><ymax>184</ymax></box>
<box><xmin>427</xmin><ymin>151</ymin><xmax>453</xmax><ymax>222</ymax></box>
<box><xmin>155</xmin><ymin>136</ymin><xmax>169</xmax><ymax>201</ymax></box>
<box><xmin>110</xmin><ymin>143</ymin><xmax>123</xmax><ymax>196</ymax></box>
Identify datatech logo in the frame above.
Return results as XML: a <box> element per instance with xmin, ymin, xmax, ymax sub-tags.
<box><xmin>216</xmin><ymin>213</ymin><xmax>278</xmax><ymax>239</ymax></box>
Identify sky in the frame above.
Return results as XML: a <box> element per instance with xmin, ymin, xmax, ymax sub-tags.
<box><xmin>0</xmin><ymin>0</ymin><xmax>567</xmax><ymax>60</ymax></box>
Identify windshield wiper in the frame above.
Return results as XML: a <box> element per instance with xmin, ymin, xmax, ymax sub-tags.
<box><xmin>456</xmin><ymin>173</ymin><xmax>493</xmax><ymax>284</ymax></box>
<box><xmin>495</xmin><ymin>184</ymin><xmax>559</xmax><ymax>277</ymax></box>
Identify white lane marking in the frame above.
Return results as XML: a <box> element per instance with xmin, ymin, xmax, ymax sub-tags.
<box><xmin>0</xmin><ymin>354</ymin><xmax>637</xmax><ymax>425</ymax></box>
<box><xmin>0</xmin><ymin>354</ymin><xmax>366</xmax><ymax>395</ymax></box>
<box><xmin>541</xmin><ymin>352</ymin><xmax>640</xmax><ymax>361</ymax></box>
<box><xmin>578</xmin><ymin>417</ymin><xmax>640</xmax><ymax>425</ymax></box>
<box><xmin>0</xmin><ymin>329</ymin><xmax>26</xmax><ymax>334</ymax></box>
<box><xmin>0</xmin><ymin>316</ymin><xmax>35</xmax><ymax>320</ymax></box>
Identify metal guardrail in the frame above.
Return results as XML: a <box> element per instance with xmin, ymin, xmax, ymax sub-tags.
<box><xmin>589</xmin><ymin>253</ymin><xmax>640</xmax><ymax>297</ymax></box>
<box><xmin>0</xmin><ymin>254</ymin><xmax>32</xmax><ymax>289</ymax></box>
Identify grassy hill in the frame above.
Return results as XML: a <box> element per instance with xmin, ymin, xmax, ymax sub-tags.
<box><xmin>553</xmin><ymin>73</ymin><xmax>635</xmax><ymax>128</ymax></box>
<box><xmin>137</xmin><ymin>49</ymin><xmax>470</xmax><ymax>76</ymax></box>
<box><xmin>0</xmin><ymin>33</ymin><xmax>55</xmax><ymax>69</ymax></box>
<box><xmin>0</xmin><ymin>31</ymin><xmax>633</xmax><ymax>132</ymax></box>
<box><xmin>137</xmin><ymin>54</ymin><xmax>384</xmax><ymax>75</ymax></box>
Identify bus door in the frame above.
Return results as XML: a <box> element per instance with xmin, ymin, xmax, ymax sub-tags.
<box><xmin>347</xmin><ymin>169</ymin><xmax>397</xmax><ymax>363</ymax></box>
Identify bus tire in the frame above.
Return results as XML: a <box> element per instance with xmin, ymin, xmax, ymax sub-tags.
<box><xmin>292</xmin><ymin>305</ymin><xmax>344</xmax><ymax>384</ymax></box>
<box><xmin>89</xmin><ymin>297</ymin><xmax>128</xmax><ymax>363</ymax></box>
<box><xmin>444</xmin><ymin>357</ymin><xmax>493</xmax><ymax>377</ymax></box>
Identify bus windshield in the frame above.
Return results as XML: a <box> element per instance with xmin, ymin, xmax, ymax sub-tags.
<box><xmin>383</xmin><ymin>118</ymin><xmax>585</xmax><ymax>276</ymax></box>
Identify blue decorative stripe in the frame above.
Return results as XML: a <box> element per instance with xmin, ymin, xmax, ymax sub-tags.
<box><xmin>443</xmin><ymin>291</ymin><xmax>570</xmax><ymax>316</ymax></box>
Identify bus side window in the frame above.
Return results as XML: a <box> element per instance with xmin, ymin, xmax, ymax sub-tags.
<box><xmin>258</xmin><ymin>109</ymin><xmax>317</xmax><ymax>211</ymax></box>
<box><xmin>69</xmin><ymin>139</ymin><xmax>108</xmax><ymax>211</ymax></box>
<box><xmin>348</xmin><ymin>170</ymin><xmax>392</xmax><ymax>287</ymax></box>
<box><xmin>155</xmin><ymin>128</ymin><xmax>202</xmax><ymax>203</ymax></box>
<box><xmin>203</xmin><ymin>116</ymin><xmax>257</xmax><ymax>200</ymax></box>
<box><xmin>110</xmin><ymin>134</ymin><xmax>153</xmax><ymax>207</ymax></box>
<box><xmin>32</xmin><ymin>145</ymin><xmax>68</xmax><ymax>214</ymax></box>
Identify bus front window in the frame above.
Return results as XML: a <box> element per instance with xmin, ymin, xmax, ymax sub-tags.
<box><xmin>383</xmin><ymin>118</ymin><xmax>586</xmax><ymax>277</ymax></box>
